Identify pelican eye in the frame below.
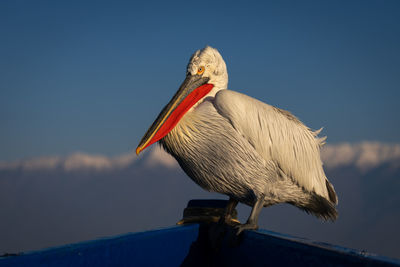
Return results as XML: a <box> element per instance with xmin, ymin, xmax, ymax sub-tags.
<box><xmin>197</xmin><ymin>66</ymin><xmax>205</xmax><ymax>75</ymax></box>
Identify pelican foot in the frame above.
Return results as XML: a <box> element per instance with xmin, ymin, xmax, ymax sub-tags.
<box><xmin>218</xmin><ymin>214</ymin><xmax>237</xmax><ymax>226</ymax></box>
<box><xmin>234</xmin><ymin>223</ymin><xmax>258</xmax><ymax>236</ymax></box>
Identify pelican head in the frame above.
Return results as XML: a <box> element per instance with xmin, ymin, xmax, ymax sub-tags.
<box><xmin>136</xmin><ymin>46</ymin><xmax>228</xmax><ymax>155</ymax></box>
<box><xmin>187</xmin><ymin>46</ymin><xmax>228</xmax><ymax>90</ymax></box>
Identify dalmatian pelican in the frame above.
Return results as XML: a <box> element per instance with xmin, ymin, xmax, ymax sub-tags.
<box><xmin>136</xmin><ymin>46</ymin><xmax>338</xmax><ymax>233</ymax></box>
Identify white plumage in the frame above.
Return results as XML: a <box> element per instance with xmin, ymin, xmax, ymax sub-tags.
<box><xmin>214</xmin><ymin>90</ymin><xmax>330</xmax><ymax>199</ymax></box>
<box><xmin>137</xmin><ymin>46</ymin><xmax>338</xmax><ymax>232</ymax></box>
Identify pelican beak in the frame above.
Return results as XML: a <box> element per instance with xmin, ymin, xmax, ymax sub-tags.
<box><xmin>136</xmin><ymin>74</ymin><xmax>213</xmax><ymax>155</ymax></box>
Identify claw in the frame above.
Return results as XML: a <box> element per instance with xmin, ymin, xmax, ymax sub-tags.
<box><xmin>235</xmin><ymin>223</ymin><xmax>258</xmax><ymax>235</ymax></box>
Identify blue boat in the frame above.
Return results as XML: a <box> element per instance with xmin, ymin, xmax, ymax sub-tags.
<box><xmin>1</xmin><ymin>200</ymin><xmax>399</xmax><ymax>266</ymax></box>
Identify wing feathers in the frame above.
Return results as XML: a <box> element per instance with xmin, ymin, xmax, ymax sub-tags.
<box><xmin>214</xmin><ymin>90</ymin><xmax>334</xmax><ymax>201</ymax></box>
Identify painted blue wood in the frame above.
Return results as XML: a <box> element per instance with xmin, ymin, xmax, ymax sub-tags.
<box><xmin>214</xmin><ymin>229</ymin><xmax>400</xmax><ymax>267</ymax></box>
<box><xmin>1</xmin><ymin>224</ymin><xmax>399</xmax><ymax>266</ymax></box>
<box><xmin>0</xmin><ymin>225</ymin><xmax>199</xmax><ymax>267</ymax></box>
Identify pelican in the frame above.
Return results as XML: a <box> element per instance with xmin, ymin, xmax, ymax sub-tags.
<box><xmin>136</xmin><ymin>46</ymin><xmax>338</xmax><ymax>233</ymax></box>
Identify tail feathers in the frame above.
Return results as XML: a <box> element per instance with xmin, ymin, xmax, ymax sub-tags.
<box><xmin>326</xmin><ymin>179</ymin><xmax>338</xmax><ymax>205</ymax></box>
<box><xmin>302</xmin><ymin>193</ymin><xmax>338</xmax><ymax>221</ymax></box>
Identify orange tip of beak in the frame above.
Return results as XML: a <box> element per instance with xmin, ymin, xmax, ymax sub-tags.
<box><xmin>136</xmin><ymin>147</ymin><xmax>142</xmax><ymax>155</ymax></box>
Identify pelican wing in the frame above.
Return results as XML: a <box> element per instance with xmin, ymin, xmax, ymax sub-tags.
<box><xmin>214</xmin><ymin>90</ymin><xmax>333</xmax><ymax>201</ymax></box>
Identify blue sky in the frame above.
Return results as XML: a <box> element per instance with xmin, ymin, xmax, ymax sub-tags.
<box><xmin>1</xmin><ymin>0</ymin><xmax>400</xmax><ymax>161</ymax></box>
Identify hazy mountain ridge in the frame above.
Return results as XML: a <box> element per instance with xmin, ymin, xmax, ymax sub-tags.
<box><xmin>0</xmin><ymin>146</ymin><xmax>177</xmax><ymax>172</ymax></box>
<box><xmin>1</xmin><ymin>142</ymin><xmax>399</xmax><ymax>172</ymax></box>
<box><xmin>321</xmin><ymin>142</ymin><xmax>400</xmax><ymax>171</ymax></box>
